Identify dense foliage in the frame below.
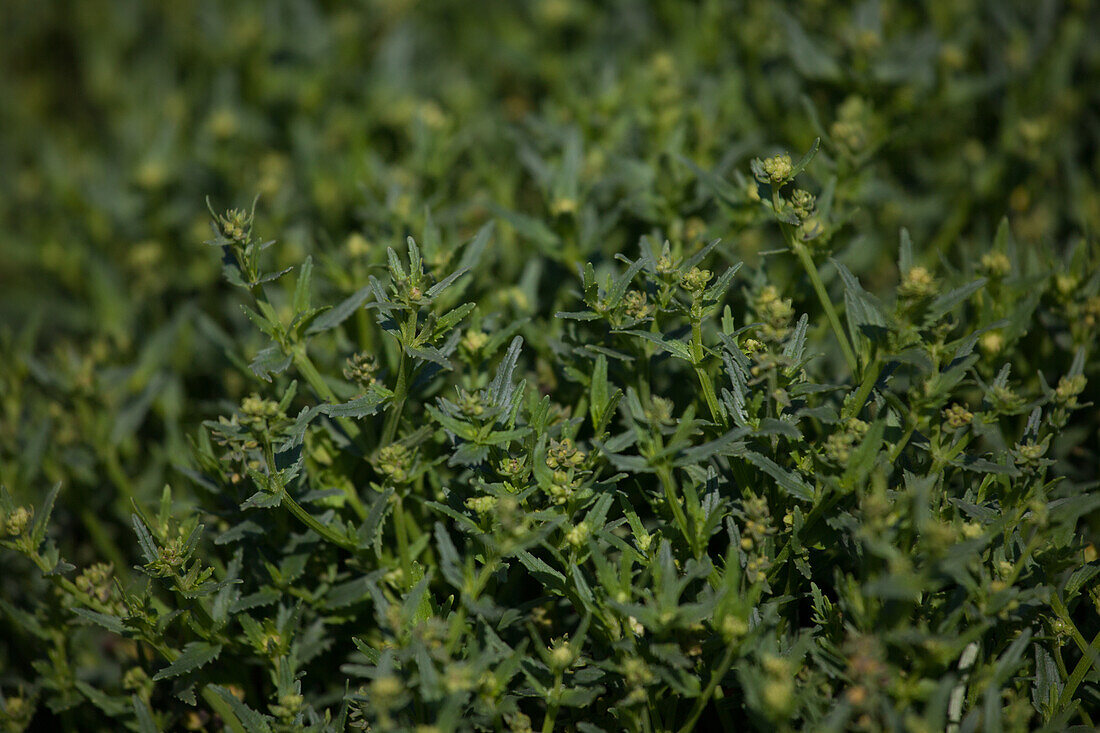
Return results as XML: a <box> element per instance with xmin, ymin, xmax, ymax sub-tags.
<box><xmin>2</xmin><ymin>1</ymin><xmax>1099</xmax><ymax>730</ymax></box>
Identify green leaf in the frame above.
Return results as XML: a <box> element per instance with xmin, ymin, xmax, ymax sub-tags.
<box><xmin>832</xmin><ymin>259</ymin><xmax>889</xmax><ymax>351</ymax></box>
<box><xmin>842</xmin><ymin>419</ymin><xmax>885</xmax><ymax>488</ymax></box>
<box><xmin>133</xmin><ymin>696</ymin><xmax>159</xmax><ymax>733</ymax></box>
<box><xmin>250</xmin><ymin>345</ymin><xmax>293</xmax><ymax>382</ymax></box>
<box><xmin>307</xmin><ymin>285</ymin><xmax>373</xmax><ymax>335</ymax></box>
<box><xmin>153</xmin><ymin>642</ymin><xmax>223</xmax><ymax>681</ymax></box>
<box><xmin>788</xmin><ymin>137</ymin><xmax>822</xmax><ymax>179</ymax></box>
<box><xmin>31</xmin><ymin>482</ymin><xmax>61</xmax><ymax>547</ymax></box>
<box><xmin>743</xmin><ymin>451</ymin><xmax>814</xmax><ymax>501</ymax></box>
<box><xmin>293</xmin><ymin>256</ymin><xmax>313</xmax><ymax>314</ymax></box>
<box><xmin>516</xmin><ymin>551</ymin><xmax>568</xmax><ymax>595</ymax></box>
<box><xmin>432</xmin><ymin>302</ymin><xmax>476</xmax><ymax>338</ymax></box>
<box><xmin>240</xmin><ymin>304</ymin><xmax>282</xmax><ymax>341</ymax></box>
<box><xmin>71</xmin><ymin>608</ymin><xmax>126</xmax><ymax>635</ymax></box>
<box><xmin>1032</xmin><ymin>645</ymin><xmax>1063</xmax><ymax>716</ymax></box>
<box><xmin>926</xmin><ymin>279</ymin><xmax>987</xmax><ymax>324</ymax></box>
<box><xmin>617</xmin><ymin>330</ymin><xmax>693</xmax><ymax>362</ymax></box>
<box><xmin>209</xmin><ymin>685</ymin><xmax>273</xmax><ymax>733</ymax></box>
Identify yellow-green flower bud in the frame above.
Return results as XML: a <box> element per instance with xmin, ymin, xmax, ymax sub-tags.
<box><xmin>461</xmin><ymin>329</ymin><xmax>489</xmax><ymax>354</ymax></box>
<box><xmin>548</xmin><ymin>639</ymin><xmax>576</xmax><ymax>671</ymax></box>
<box><xmin>622</xmin><ymin>290</ymin><xmax>651</xmax><ymax>321</ymax></box>
<box><xmin>680</xmin><ymin>267</ymin><xmax>712</xmax><ymax>293</ymax></box>
<box><xmin>565</xmin><ymin>521</ymin><xmax>591</xmax><ymax>547</ymax></box>
<box><xmin>942</xmin><ymin>403</ymin><xmax>973</xmax><ymax>430</ymax></box>
<box><xmin>378</xmin><ymin>443</ymin><xmax>412</xmax><ymax>483</ymax></box>
<box><xmin>465</xmin><ymin>496</ymin><xmax>498</xmax><ymax>514</ymax></box>
<box><xmin>343</xmin><ymin>352</ymin><xmax>379</xmax><ymax>388</ymax></box>
<box><xmin>74</xmin><ymin>562</ymin><xmax>115</xmax><ymax>604</ymax></box>
<box><xmin>790</xmin><ymin>189</ymin><xmax>816</xmax><ymax>220</ymax></box>
<box><xmin>898</xmin><ymin>266</ymin><xmax>937</xmax><ymax>299</ymax></box>
<box><xmin>980</xmin><ymin>252</ymin><xmax>1011</xmax><ymax>278</ymax></box>
<box><xmin>763</xmin><ymin>153</ymin><xmax>793</xmax><ymax>183</ymax></box>
<box><xmin>1055</xmin><ymin>374</ymin><xmax>1087</xmax><ymax>405</ymax></box>
<box><xmin>4</xmin><ymin>506</ymin><xmax>33</xmax><ymax>537</ymax></box>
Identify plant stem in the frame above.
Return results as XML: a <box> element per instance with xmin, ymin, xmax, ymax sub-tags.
<box><xmin>247</xmin><ymin>282</ymin><xmax>367</xmax><ymax>456</ymax></box>
<box><xmin>792</xmin><ymin>242</ymin><xmax>859</xmax><ymax>376</ymax></box>
<box><xmin>1056</xmin><ymin>626</ymin><xmax>1100</xmax><ymax>721</ymax></box>
<box><xmin>542</xmin><ymin>672</ymin><xmax>563</xmax><ymax>733</ymax></box>
<box><xmin>280</xmin><ymin>491</ymin><xmax>356</xmax><ymax>551</ymax></box>
<box><xmin>657</xmin><ymin>465</ymin><xmax>692</xmax><ymax>548</ymax></box>
<box><xmin>381</xmin><ymin>346</ymin><xmax>408</xmax><ymax>446</ymax></box>
<box><xmin>678</xmin><ymin>640</ymin><xmax>737</xmax><ymax>733</ymax></box>
<box><xmin>844</xmin><ymin>358</ymin><xmax>882</xmax><ymax>419</ymax></box>
<box><xmin>263</xmin><ymin>440</ymin><xmax>355</xmax><ymax>550</ymax></box>
<box><xmin>292</xmin><ymin>348</ymin><xmax>364</xmax><ymax>442</ymax></box>
<box><xmin>691</xmin><ymin>320</ymin><xmax>726</xmax><ymax>429</ymax></box>
<box><xmin>770</xmin><ymin>190</ymin><xmax>859</xmax><ymax>376</ymax></box>
<box><xmin>1050</xmin><ymin>594</ymin><xmax>1100</xmax><ymax>722</ymax></box>
<box><xmin>393</xmin><ymin>492</ymin><xmax>412</xmax><ymax>580</ymax></box>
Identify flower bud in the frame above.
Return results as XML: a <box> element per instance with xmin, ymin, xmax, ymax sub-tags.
<box><xmin>4</xmin><ymin>506</ymin><xmax>33</xmax><ymax>537</ymax></box>
<box><xmin>898</xmin><ymin>266</ymin><xmax>937</xmax><ymax>299</ymax></box>
<box><xmin>762</xmin><ymin>153</ymin><xmax>793</xmax><ymax>183</ymax></box>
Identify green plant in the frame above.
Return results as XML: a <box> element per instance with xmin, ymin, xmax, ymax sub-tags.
<box><xmin>4</xmin><ymin>134</ymin><xmax>1100</xmax><ymax>729</ymax></box>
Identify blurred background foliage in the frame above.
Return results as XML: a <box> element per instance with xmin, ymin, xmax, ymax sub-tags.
<box><xmin>1</xmin><ymin>0</ymin><xmax>1099</xmax><ymax>696</ymax></box>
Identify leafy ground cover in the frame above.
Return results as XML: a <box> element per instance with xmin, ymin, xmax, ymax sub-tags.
<box><xmin>1</xmin><ymin>1</ymin><xmax>1099</xmax><ymax>730</ymax></box>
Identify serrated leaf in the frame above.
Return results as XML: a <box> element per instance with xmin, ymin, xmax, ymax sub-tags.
<box><xmin>209</xmin><ymin>685</ymin><xmax>273</xmax><ymax>733</ymax></box>
<box><xmin>618</xmin><ymin>330</ymin><xmax>693</xmax><ymax>362</ymax></box>
<box><xmin>70</xmin><ymin>608</ymin><xmax>127</xmax><ymax>635</ymax></box>
<box><xmin>743</xmin><ymin>451</ymin><xmax>814</xmax><ymax>501</ymax></box>
<box><xmin>153</xmin><ymin>642</ymin><xmax>222</xmax><ymax>681</ymax></box>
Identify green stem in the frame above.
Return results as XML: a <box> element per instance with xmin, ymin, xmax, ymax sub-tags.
<box><xmin>393</xmin><ymin>492</ymin><xmax>412</xmax><ymax>581</ymax></box>
<box><xmin>691</xmin><ymin>320</ymin><xmax>726</xmax><ymax>429</ymax></box>
<box><xmin>381</xmin><ymin>347</ymin><xmax>408</xmax><ymax>446</ymax></box>
<box><xmin>678</xmin><ymin>640</ymin><xmax>737</xmax><ymax>733</ymax></box>
<box><xmin>280</xmin><ymin>491</ymin><xmax>356</xmax><ymax>551</ymax></box>
<box><xmin>792</xmin><ymin>242</ymin><xmax>859</xmax><ymax>377</ymax></box>
<box><xmin>1050</xmin><ymin>594</ymin><xmax>1100</xmax><ymax>722</ymax></box>
<box><xmin>657</xmin><ymin>466</ymin><xmax>692</xmax><ymax>549</ymax></box>
<box><xmin>844</xmin><ymin>359</ymin><xmax>882</xmax><ymax>419</ymax></box>
<box><xmin>288</xmin><ymin>350</ymin><xmax>368</xmax><ymax>519</ymax></box>
<box><xmin>542</xmin><ymin>672</ymin><xmax>563</xmax><ymax>733</ymax></box>
<box><xmin>263</xmin><ymin>441</ymin><xmax>355</xmax><ymax>550</ymax></box>
<box><xmin>292</xmin><ymin>349</ymin><xmax>364</xmax><ymax>443</ymax></box>
<box><xmin>246</xmin><ymin>282</ymin><xmax>369</xmax><ymax>506</ymax></box>
<box><xmin>771</xmin><ymin>190</ymin><xmax>858</xmax><ymax>376</ymax></box>
<box><xmin>1056</xmin><ymin>625</ymin><xmax>1100</xmax><ymax>720</ymax></box>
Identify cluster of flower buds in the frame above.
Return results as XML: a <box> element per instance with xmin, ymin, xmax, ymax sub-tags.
<box><xmin>546</xmin><ymin>438</ymin><xmax>585</xmax><ymax>470</ymax></box>
<box><xmin>752</xmin><ymin>285</ymin><xmax>795</xmax><ymax>342</ymax></box>
<box><xmin>679</xmin><ymin>267</ymin><xmax>712</xmax><ymax>295</ymax></box>
<box><xmin>942</xmin><ymin>403</ymin><xmax>974</xmax><ymax>432</ymax></box>
<box><xmin>377</xmin><ymin>443</ymin><xmax>413</xmax><ymax>484</ymax></box>
<box><xmin>898</xmin><ymin>266</ymin><xmax>938</xmax><ymax>300</ymax></box>
<box><xmin>2</xmin><ymin>506</ymin><xmax>33</xmax><ymax>537</ymax></box>
<box><xmin>343</xmin><ymin>352</ymin><xmax>379</xmax><ymax>390</ymax></box>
